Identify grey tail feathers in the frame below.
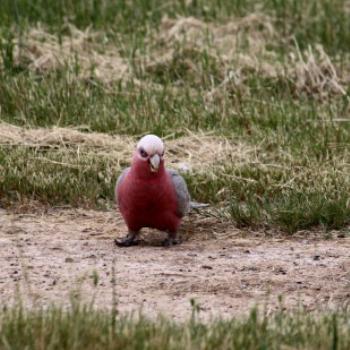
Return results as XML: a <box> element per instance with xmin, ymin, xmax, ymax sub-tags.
<box><xmin>190</xmin><ymin>201</ymin><xmax>210</xmax><ymax>209</ymax></box>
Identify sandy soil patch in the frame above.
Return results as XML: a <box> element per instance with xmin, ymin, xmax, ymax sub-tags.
<box><xmin>0</xmin><ymin>208</ymin><xmax>349</xmax><ymax>321</ymax></box>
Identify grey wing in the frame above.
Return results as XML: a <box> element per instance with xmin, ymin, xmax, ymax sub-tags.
<box><xmin>115</xmin><ymin>167</ymin><xmax>130</xmax><ymax>205</ymax></box>
<box><xmin>167</xmin><ymin>169</ymin><xmax>190</xmax><ymax>217</ymax></box>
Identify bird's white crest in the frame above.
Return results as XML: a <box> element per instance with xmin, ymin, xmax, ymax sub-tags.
<box><xmin>137</xmin><ymin>134</ymin><xmax>164</xmax><ymax>156</ymax></box>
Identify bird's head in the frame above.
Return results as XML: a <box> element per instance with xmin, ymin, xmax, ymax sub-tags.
<box><xmin>132</xmin><ymin>134</ymin><xmax>165</xmax><ymax>176</ymax></box>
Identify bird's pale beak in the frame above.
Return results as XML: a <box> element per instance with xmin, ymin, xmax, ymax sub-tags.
<box><xmin>149</xmin><ymin>154</ymin><xmax>160</xmax><ymax>172</ymax></box>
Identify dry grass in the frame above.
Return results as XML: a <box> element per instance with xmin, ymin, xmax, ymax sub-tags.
<box><xmin>287</xmin><ymin>44</ymin><xmax>347</xmax><ymax>97</ymax></box>
<box><xmin>11</xmin><ymin>24</ymin><xmax>129</xmax><ymax>83</ymax></box>
<box><xmin>147</xmin><ymin>15</ymin><xmax>348</xmax><ymax>98</ymax></box>
<box><xmin>158</xmin><ymin>14</ymin><xmax>275</xmax><ymax>57</ymax></box>
<box><xmin>3</xmin><ymin>14</ymin><xmax>347</xmax><ymax>97</ymax></box>
<box><xmin>0</xmin><ymin>123</ymin><xmax>254</xmax><ymax>172</ymax></box>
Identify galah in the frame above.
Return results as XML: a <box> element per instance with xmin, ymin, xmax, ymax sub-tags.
<box><xmin>115</xmin><ymin>134</ymin><xmax>191</xmax><ymax>247</ymax></box>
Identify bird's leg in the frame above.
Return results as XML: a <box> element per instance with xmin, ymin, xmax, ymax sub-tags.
<box><xmin>162</xmin><ymin>231</ymin><xmax>181</xmax><ymax>247</ymax></box>
<box><xmin>115</xmin><ymin>230</ymin><xmax>139</xmax><ymax>247</ymax></box>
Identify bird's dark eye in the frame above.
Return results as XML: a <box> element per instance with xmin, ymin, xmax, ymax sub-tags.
<box><xmin>139</xmin><ymin>148</ymin><xmax>148</xmax><ymax>158</ymax></box>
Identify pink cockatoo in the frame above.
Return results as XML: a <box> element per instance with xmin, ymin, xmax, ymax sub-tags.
<box><xmin>115</xmin><ymin>134</ymin><xmax>191</xmax><ymax>247</ymax></box>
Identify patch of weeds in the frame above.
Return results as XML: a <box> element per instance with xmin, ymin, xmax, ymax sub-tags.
<box><xmin>229</xmin><ymin>193</ymin><xmax>264</xmax><ymax>228</ymax></box>
<box><xmin>144</xmin><ymin>47</ymin><xmax>223</xmax><ymax>88</ymax></box>
<box><xmin>271</xmin><ymin>190</ymin><xmax>350</xmax><ymax>234</ymax></box>
<box><xmin>0</xmin><ymin>303</ymin><xmax>350</xmax><ymax>349</ymax></box>
<box><xmin>0</xmin><ymin>146</ymin><xmax>118</xmax><ymax>207</ymax></box>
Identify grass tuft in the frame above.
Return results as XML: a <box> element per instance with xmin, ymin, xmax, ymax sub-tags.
<box><xmin>0</xmin><ymin>303</ymin><xmax>350</xmax><ymax>349</ymax></box>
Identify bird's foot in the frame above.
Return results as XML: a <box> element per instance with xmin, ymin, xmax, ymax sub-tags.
<box><xmin>161</xmin><ymin>237</ymin><xmax>181</xmax><ymax>247</ymax></box>
<box><xmin>115</xmin><ymin>234</ymin><xmax>138</xmax><ymax>247</ymax></box>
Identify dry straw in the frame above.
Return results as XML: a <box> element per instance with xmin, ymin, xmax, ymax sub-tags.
<box><xmin>0</xmin><ymin>123</ymin><xmax>255</xmax><ymax>172</ymax></box>
<box><xmin>152</xmin><ymin>15</ymin><xmax>347</xmax><ymax>98</ymax></box>
<box><xmin>12</xmin><ymin>24</ymin><xmax>129</xmax><ymax>83</ymax></box>
<box><xmin>2</xmin><ymin>15</ymin><xmax>347</xmax><ymax>97</ymax></box>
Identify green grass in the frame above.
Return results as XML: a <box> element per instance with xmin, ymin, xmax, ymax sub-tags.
<box><xmin>1</xmin><ymin>1</ymin><xmax>350</xmax><ymax>345</ymax></box>
<box><xmin>1</xmin><ymin>0</ymin><xmax>350</xmax><ymax>233</ymax></box>
<box><xmin>2</xmin><ymin>139</ymin><xmax>350</xmax><ymax>233</ymax></box>
<box><xmin>1</xmin><ymin>303</ymin><xmax>349</xmax><ymax>350</ymax></box>
<box><xmin>0</xmin><ymin>146</ymin><xmax>116</xmax><ymax>208</ymax></box>
<box><xmin>1</xmin><ymin>0</ymin><xmax>350</xmax><ymax>54</ymax></box>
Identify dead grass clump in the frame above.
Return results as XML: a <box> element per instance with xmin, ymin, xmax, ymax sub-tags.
<box><xmin>209</xmin><ymin>46</ymin><xmax>347</xmax><ymax>101</ymax></box>
<box><xmin>0</xmin><ymin>123</ymin><xmax>254</xmax><ymax>172</ymax></box>
<box><xmin>166</xmin><ymin>131</ymin><xmax>255</xmax><ymax>172</ymax></box>
<box><xmin>4</xmin><ymin>16</ymin><xmax>347</xmax><ymax>98</ymax></box>
<box><xmin>159</xmin><ymin>14</ymin><xmax>275</xmax><ymax>57</ymax></box>
<box><xmin>286</xmin><ymin>44</ymin><xmax>346</xmax><ymax>97</ymax></box>
<box><xmin>0</xmin><ymin>122</ymin><xmax>134</xmax><ymax>149</ymax></box>
<box><xmin>11</xmin><ymin>25</ymin><xmax>129</xmax><ymax>83</ymax></box>
<box><xmin>0</xmin><ymin>123</ymin><xmax>135</xmax><ymax>169</ymax></box>
<box><xmin>149</xmin><ymin>14</ymin><xmax>277</xmax><ymax>77</ymax></box>
<box><xmin>152</xmin><ymin>15</ymin><xmax>347</xmax><ymax>99</ymax></box>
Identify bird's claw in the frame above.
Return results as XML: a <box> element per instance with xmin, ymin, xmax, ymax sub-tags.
<box><xmin>161</xmin><ymin>238</ymin><xmax>181</xmax><ymax>247</ymax></box>
<box><xmin>114</xmin><ymin>236</ymin><xmax>139</xmax><ymax>247</ymax></box>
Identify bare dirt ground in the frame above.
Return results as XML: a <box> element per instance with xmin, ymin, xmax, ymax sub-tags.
<box><xmin>1</xmin><ymin>208</ymin><xmax>349</xmax><ymax>321</ymax></box>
